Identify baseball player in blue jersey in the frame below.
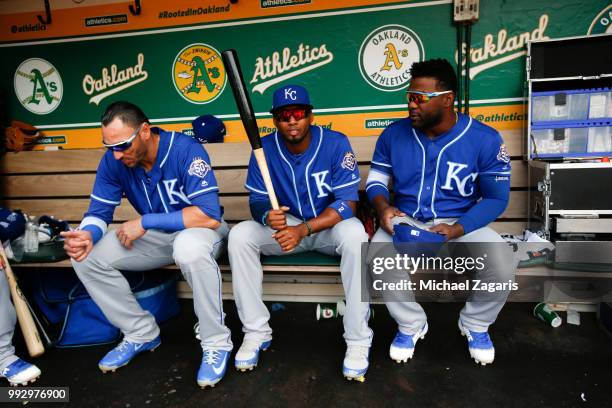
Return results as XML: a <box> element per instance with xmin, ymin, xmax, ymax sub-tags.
<box><xmin>366</xmin><ymin>59</ymin><xmax>516</xmax><ymax>366</ymax></box>
<box><xmin>60</xmin><ymin>102</ymin><xmax>232</xmax><ymax>388</ymax></box>
<box><xmin>228</xmin><ymin>85</ymin><xmax>372</xmax><ymax>381</ymax></box>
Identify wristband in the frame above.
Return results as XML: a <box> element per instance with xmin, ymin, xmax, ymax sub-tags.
<box><xmin>141</xmin><ymin>211</ymin><xmax>185</xmax><ymax>232</ymax></box>
<box><xmin>328</xmin><ymin>199</ymin><xmax>354</xmax><ymax>220</ymax></box>
<box><xmin>303</xmin><ymin>220</ymin><xmax>313</xmax><ymax>236</ymax></box>
<box><xmin>80</xmin><ymin>224</ymin><xmax>103</xmax><ymax>245</ymax></box>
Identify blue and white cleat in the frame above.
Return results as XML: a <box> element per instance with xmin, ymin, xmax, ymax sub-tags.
<box><xmin>458</xmin><ymin>320</ymin><xmax>495</xmax><ymax>366</ymax></box>
<box><xmin>197</xmin><ymin>349</ymin><xmax>231</xmax><ymax>388</ymax></box>
<box><xmin>342</xmin><ymin>345</ymin><xmax>369</xmax><ymax>383</ymax></box>
<box><xmin>234</xmin><ymin>338</ymin><xmax>271</xmax><ymax>372</ymax></box>
<box><xmin>1</xmin><ymin>358</ymin><xmax>41</xmax><ymax>386</ymax></box>
<box><xmin>389</xmin><ymin>322</ymin><xmax>428</xmax><ymax>363</ymax></box>
<box><xmin>98</xmin><ymin>336</ymin><xmax>161</xmax><ymax>373</ymax></box>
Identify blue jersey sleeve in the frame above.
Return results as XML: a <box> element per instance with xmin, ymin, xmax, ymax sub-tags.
<box><xmin>457</xmin><ymin>133</ymin><xmax>511</xmax><ymax>234</ymax></box>
<box><xmin>180</xmin><ymin>144</ymin><xmax>222</xmax><ymax>221</ymax></box>
<box><xmin>245</xmin><ymin>152</ymin><xmax>269</xmax><ymax>201</ymax></box>
<box><xmin>330</xmin><ymin>135</ymin><xmax>360</xmax><ymax>201</ymax></box>
<box><xmin>80</xmin><ymin>153</ymin><xmax>123</xmax><ymax>244</ymax></box>
<box><xmin>479</xmin><ymin>133</ymin><xmax>512</xmax><ymax>178</ymax></box>
<box><xmin>367</xmin><ymin>132</ymin><xmax>392</xmax><ymax>203</ymax></box>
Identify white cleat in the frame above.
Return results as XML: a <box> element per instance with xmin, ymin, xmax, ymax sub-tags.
<box><xmin>235</xmin><ymin>339</ymin><xmax>272</xmax><ymax>372</ymax></box>
<box><xmin>342</xmin><ymin>345</ymin><xmax>369</xmax><ymax>382</ymax></box>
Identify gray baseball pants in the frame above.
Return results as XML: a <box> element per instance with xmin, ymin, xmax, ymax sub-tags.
<box><xmin>71</xmin><ymin>223</ymin><xmax>232</xmax><ymax>351</ymax></box>
<box><xmin>368</xmin><ymin>216</ymin><xmax>516</xmax><ymax>333</ymax></box>
<box><xmin>228</xmin><ymin>215</ymin><xmax>373</xmax><ymax>347</ymax></box>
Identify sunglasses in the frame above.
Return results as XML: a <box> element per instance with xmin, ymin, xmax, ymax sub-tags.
<box><xmin>406</xmin><ymin>90</ymin><xmax>453</xmax><ymax>104</ymax></box>
<box><xmin>103</xmin><ymin>123</ymin><xmax>143</xmax><ymax>152</ymax></box>
<box><xmin>274</xmin><ymin>108</ymin><xmax>311</xmax><ymax>122</ymax></box>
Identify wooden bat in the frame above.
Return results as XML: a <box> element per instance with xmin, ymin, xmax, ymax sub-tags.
<box><xmin>0</xmin><ymin>245</ymin><xmax>45</xmax><ymax>357</ymax></box>
<box><xmin>221</xmin><ymin>49</ymin><xmax>279</xmax><ymax>210</ymax></box>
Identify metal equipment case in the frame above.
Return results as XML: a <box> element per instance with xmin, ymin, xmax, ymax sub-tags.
<box><xmin>526</xmin><ymin>35</ymin><xmax>612</xmax><ymax>263</ymax></box>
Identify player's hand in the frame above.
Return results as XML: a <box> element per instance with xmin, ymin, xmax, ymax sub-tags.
<box><xmin>266</xmin><ymin>206</ymin><xmax>290</xmax><ymax>231</ymax></box>
<box><xmin>429</xmin><ymin>223</ymin><xmax>464</xmax><ymax>241</ymax></box>
<box><xmin>272</xmin><ymin>224</ymin><xmax>307</xmax><ymax>252</ymax></box>
<box><xmin>378</xmin><ymin>205</ymin><xmax>406</xmax><ymax>235</ymax></box>
<box><xmin>60</xmin><ymin>230</ymin><xmax>94</xmax><ymax>262</ymax></box>
<box><xmin>116</xmin><ymin>218</ymin><xmax>146</xmax><ymax>249</ymax></box>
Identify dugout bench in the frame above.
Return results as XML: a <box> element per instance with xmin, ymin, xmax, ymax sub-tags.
<box><xmin>1</xmin><ymin>130</ymin><xmax>539</xmax><ymax>303</ymax></box>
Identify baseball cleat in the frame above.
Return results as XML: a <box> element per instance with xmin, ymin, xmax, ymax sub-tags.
<box><xmin>342</xmin><ymin>345</ymin><xmax>369</xmax><ymax>382</ymax></box>
<box><xmin>234</xmin><ymin>339</ymin><xmax>271</xmax><ymax>372</ymax></box>
<box><xmin>1</xmin><ymin>358</ymin><xmax>41</xmax><ymax>386</ymax></box>
<box><xmin>458</xmin><ymin>320</ymin><xmax>495</xmax><ymax>366</ymax></box>
<box><xmin>197</xmin><ymin>349</ymin><xmax>231</xmax><ymax>388</ymax></box>
<box><xmin>98</xmin><ymin>336</ymin><xmax>161</xmax><ymax>373</ymax></box>
<box><xmin>389</xmin><ymin>322</ymin><xmax>428</xmax><ymax>363</ymax></box>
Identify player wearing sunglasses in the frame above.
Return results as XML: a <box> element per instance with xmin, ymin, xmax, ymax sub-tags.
<box><xmin>366</xmin><ymin>59</ymin><xmax>515</xmax><ymax>367</ymax></box>
<box><xmin>228</xmin><ymin>85</ymin><xmax>372</xmax><ymax>381</ymax></box>
<box><xmin>60</xmin><ymin>101</ymin><xmax>233</xmax><ymax>388</ymax></box>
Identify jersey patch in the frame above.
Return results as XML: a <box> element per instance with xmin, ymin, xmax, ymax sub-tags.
<box><xmin>497</xmin><ymin>144</ymin><xmax>510</xmax><ymax>163</ymax></box>
<box><xmin>341</xmin><ymin>152</ymin><xmax>357</xmax><ymax>171</ymax></box>
<box><xmin>188</xmin><ymin>157</ymin><xmax>211</xmax><ymax>178</ymax></box>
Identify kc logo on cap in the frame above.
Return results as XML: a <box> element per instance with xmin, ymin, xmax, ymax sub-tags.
<box><xmin>270</xmin><ymin>84</ymin><xmax>313</xmax><ymax>112</ymax></box>
<box><xmin>284</xmin><ymin>88</ymin><xmax>297</xmax><ymax>101</ymax></box>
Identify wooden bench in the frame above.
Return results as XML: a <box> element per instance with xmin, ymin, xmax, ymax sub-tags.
<box><xmin>1</xmin><ymin>130</ymin><xmax>536</xmax><ymax>302</ymax></box>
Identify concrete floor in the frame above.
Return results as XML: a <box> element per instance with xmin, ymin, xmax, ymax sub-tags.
<box><xmin>8</xmin><ymin>300</ymin><xmax>612</xmax><ymax>407</ymax></box>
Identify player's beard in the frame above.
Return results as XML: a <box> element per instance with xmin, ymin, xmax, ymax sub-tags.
<box><xmin>121</xmin><ymin>145</ymin><xmax>146</xmax><ymax>168</ymax></box>
<box><xmin>412</xmin><ymin>109</ymin><xmax>443</xmax><ymax>130</ymax></box>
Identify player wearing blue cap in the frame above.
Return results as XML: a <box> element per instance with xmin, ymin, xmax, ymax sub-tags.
<box><xmin>366</xmin><ymin>59</ymin><xmax>516</xmax><ymax>366</ymax></box>
<box><xmin>1</xmin><ymin>209</ymin><xmax>42</xmax><ymax>386</ymax></box>
<box><xmin>60</xmin><ymin>101</ymin><xmax>232</xmax><ymax>388</ymax></box>
<box><xmin>228</xmin><ymin>85</ymin><xmax>372</xmax><ymax>381</ymax></box>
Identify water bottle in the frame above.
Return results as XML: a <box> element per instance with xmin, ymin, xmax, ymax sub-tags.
<box><xmin>24</xmin><ymin>221</ymin><xmax>39</xmax><ymax>253</ymax></box>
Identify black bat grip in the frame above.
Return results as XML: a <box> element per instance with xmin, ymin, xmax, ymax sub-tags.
<box><xmin>221</xmin><ymin>49</ymin><xmax>262</xmax><ymax>150</ymax></box>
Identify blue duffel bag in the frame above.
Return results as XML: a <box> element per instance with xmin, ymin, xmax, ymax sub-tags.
<box><xmin>27</xmin><ymin>269</ymin><xmax>180</xmax><ymax>348</ymax></box>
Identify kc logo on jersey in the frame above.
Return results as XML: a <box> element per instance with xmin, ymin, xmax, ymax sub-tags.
<box><xmin>162</xmin><ymin>179</ymin><xmax>190</xmax><ymax>205</ymax></box>
<box><xmin>441</xmin><ymin>161</ymin><xmax>478</xmax><ymax>197</ymax></box>
<box><xmin>188</xmin><ymin>157</ymin><xmax>211</xmax><ymax>179</ymax></box>
<box><xmin>172</xmin><ymin>43</ymin><xmax>226</xmax><ymax>104</ymax></box>
<box><xmin>14</xmin><ymin>58</ymin><xmax>63</xmax><ymax>114</ymax></box>
<box><xmin>341</xmin><ymin>152</ymin><xmax>357</xmax><ymax>171</ymax></box>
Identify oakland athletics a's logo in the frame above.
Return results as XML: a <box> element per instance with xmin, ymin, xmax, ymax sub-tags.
<box><xmin>358</xmin><ymin>25</ymin><xmax>424</xmax><ymax>92</ymax></box>
<box><xmin>172</xmin><ymin>43</ymin><xmax>226</xmax><ymax>104</ymax></box>
<box><xmin>14</xmin><ymin>58</ymin><xmax>63</xmax><ymax>114</ymax></box>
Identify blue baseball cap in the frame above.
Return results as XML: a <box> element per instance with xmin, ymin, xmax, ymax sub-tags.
<box><xmin>191</xmin><ymin>115</ymin><xmax>226</xmax><ymax>144</ymax></box>
<box><xmin>270</xmin><ymin>84</ymin><xmax>313</xmax><ymax>113</ymax></box>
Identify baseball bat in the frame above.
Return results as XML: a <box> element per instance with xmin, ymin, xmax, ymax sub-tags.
<box><xmin>0</xmin><ymin>245</ymin><xmax>45</xmax><ymax>357</ymax></box>
<box><xmin>221</xmin><ymin>49</ymin><xmax>279</xmax><ymax>210</ymax></box>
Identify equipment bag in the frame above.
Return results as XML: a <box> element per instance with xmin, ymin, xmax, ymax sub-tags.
<box><xmin>27</xmin><ymin>269</ymin><xmax>180</xmax><ymax>348</ymax></box>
